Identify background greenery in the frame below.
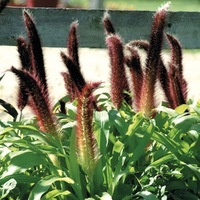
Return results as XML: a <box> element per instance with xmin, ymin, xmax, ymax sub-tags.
<box><xmin>69</xmin><ymin>0</ymin><xmax>200</xmax><ymax>11</ymax></box>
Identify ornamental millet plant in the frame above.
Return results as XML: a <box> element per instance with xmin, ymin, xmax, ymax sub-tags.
<box><xmin>76</xmin><ymin>83</ymin><xmax>101</xmax><ymax>179</ymax></box>
<box><xmin>106</xmin><ymin>34</ymin><xmax>128</xmax><ymax>109</ymax></box>
<box><xmin>138</xmin><ymin>2</ymin><xmax>170</xmax><ymax>117</ymax></box>
<box><xmin>61</xmin><ymin>21</ymin><xmax>84</xmax><ymax>101</ymax></box>
<box><xmin>166</xmin><ymin>33</ymin><xmax>188</xmax><ymax>107</ymax></box>
<box><xmin>103</xmin><ymin>2</ymin><xmax>188</xmax><ymax>116</ymax></box>
<box><xmin>11</xmin><ymin>11</ymin><xmax>58</xmax><ymax>135</ymax></box>
<box><xmin>125</xmin><ymin>46</ymin><xmax>143</xmax><ymax>110</ymax></box>
<box><xmin>103</xmin><ymin>13</ymin><xmax>131</xmax><ymax>109</ymax></box>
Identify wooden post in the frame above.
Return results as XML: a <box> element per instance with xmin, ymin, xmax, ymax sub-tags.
<box><xmin>89</xmin><ymin>0</ymin><xmax>104</xmax><ymax>9</ymax></box>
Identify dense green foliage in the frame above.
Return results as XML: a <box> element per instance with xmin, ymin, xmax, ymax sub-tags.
<box><xmin>0</xmin><ymin>92</ymin><xmax>200</xmax><ymax>199</ymax></box>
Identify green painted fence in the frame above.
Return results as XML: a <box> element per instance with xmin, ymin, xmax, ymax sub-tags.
<box><xmin>0</xmin><ymin>7</ymin><xmax>200</xmax><ymax>48</ymax></box>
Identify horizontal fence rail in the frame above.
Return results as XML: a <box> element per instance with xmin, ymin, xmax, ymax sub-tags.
<box><xmin>0</xmin><ymin>7</ymin><xmax>200</xmax><ymax>48</ymax></box>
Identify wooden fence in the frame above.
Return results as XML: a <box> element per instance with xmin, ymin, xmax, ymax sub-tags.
<box><xmin>0</xmin><ymin>7</ymin><xmax>200</xmax><ymax>49</ymax></box>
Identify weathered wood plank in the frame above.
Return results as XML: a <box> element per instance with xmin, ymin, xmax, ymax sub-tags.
<box><xmin>0</xmin><ymin>7</ymin><xmax>200</xmax><ymax>48</ymax></box>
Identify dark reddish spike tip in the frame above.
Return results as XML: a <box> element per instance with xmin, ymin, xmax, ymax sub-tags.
<box><xmin>11</xmin><ymin>66</ymin><xmax>57</xmax><ymax>134</ymax></box>
<box><xmin>103</xmin><ymin>12</ymin><xmax>116</xmax><ymax>35</ymax></box>
<box><xmin>17</xmin><ymin>37</ymin><xmax>31</xmax><ymax>71</ymax></box>
<box><xmin>157</xmin><ymin>60</ymin><xmax>176</xmax><ymax>108</ymax></box>
<box><xmin>125</xmin><ymin>48</ymin><xmax>143</xmax><ymax>110</ymax></box>
<box><xmin>106</xmin><ymin>34</ymin><xmax>128</xmax><ymax>109</ymax></box>
<box><xmin>166</xmin><ymin>33</ymin><xmax>182</xmax><ymax>71</ymax></box>
<box><xmin>0</xmin><ymin>0</ymin><xmax>9</xmax><ymax>13</ymax></box>
<box><xmin>146</xmin><ymin>4</ymin><xmax>169</xmax><ymax>71</ymax></box>
<box><xmin>61</xmin><ymin>72</ymin><xmax>79</xmax><ymax>101</ymax></box>
<box><xmin>17</xmin><ymin>81</ymin><xmax>29</xmax><ymax>111</ymax></box>
<box><xmin>67</xmin><ymin>21</ymin><xmax>80</xmax><ymax>68</ymax></box>
<box><xmin>168</xmin><ymin>71</ymin><xmax>186</xmax><ymax>108</ymax></box>
<box><xmin>61</xmin><ymin>52</ymin><xmax>86</xmax><ymax>92</ymax></box>
<box><xmin>23</xmin><ymin>11</ymin><xmax>47</xmax><ymax>89</ymax></box>
<box><xmin>126</xmin><ymin>47</ymin><xmax>143</xmax><ymax>75</ymax></box>
<box><xmin>127</xmin><ymin>40</ymin><xmax>150</xmax><ymax>52</ymax></box>
<box><xmin>138</xmin><ymin>3</ymin><xmax>170</xmax><ymax>117</ymax></box>
<box><xmin>166</xmin><ymin>33</ymin><xmax>188</xmax><ymax>102</ymax></box>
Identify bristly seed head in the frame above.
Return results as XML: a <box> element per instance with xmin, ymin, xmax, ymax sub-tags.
<box><xmin>11</xmin><ymin>67</ymin><xmax>58</xmax><ymax>135</ymax></box>
<box><xmin>76</xmin><ymin>83</ymin><xmax>101</xmax><ymax>177</ymax></box>
<box><xmin>23</xmin><ymin>10</ymin><xmax>47</xmax><ymax>90</ymax></box>
<box><xmin>157</xmin><ymin>1</ymin><xmax>171</xmax><ymax>12</ymax></box>
<box><xmin>67</xmin><ymin>21</ymin><xmax>80</xmax><ymax>68</ymax></box>
<box><xmin>106</xmin><ymin>34</ymin><xmax>127</xmax><ymax>109</ymax></box>
<box><xmin>61</xmin><ymin>51</ymin><xmax>86</xmax><ymax>93</ymax></box>
<box><xmin>103</xmin><ymin>11</ymin><xmax>116</xmax><ymax>35</ymax></box>
<box><xmin>138</xmin><ymin>3</ymin><xmax>169</xmax><ymax>117</ymax></box>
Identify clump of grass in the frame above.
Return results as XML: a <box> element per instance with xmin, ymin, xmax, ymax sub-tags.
<box><xmin>0</xmin><ymin>2</ymin><xmax>198</xmax><ymax>200</ymax></box>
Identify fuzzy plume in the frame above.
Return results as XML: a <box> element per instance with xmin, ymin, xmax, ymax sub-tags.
<box><xmin>166</xmin><ymin>33</ymin><xmax>187</xmax><ymax>105</ymax></box>
<box><xmin>127</xmin><ymin>38</ymin><xmax>176</xmax><ymax>109</ymax></box>
<box><xmin>125</xmin><ymin>47</ymin><xmax>143</xmax><ymax>110</ymax></box>
<box><xmin>0</xmin><ymin>0</ymin><xmax>9</xmax><ymax>13</ymax></box>
<box><xmin>61</xmin><ymin>52</ymin><xmax>86</xmax><ymax>93</ymax></box>
<box><xmin>67</xmin><ymin>21</ymin><xmax>80</xmax><ymax>68</ymax></box>
<box><xmin>17</xmin><ymin>36</ymin><xmax>31</xmax><ymax>71</ymax></box>
<box><xmin>157</xmin><ymin>60</ymin><xmax>176</xmax><ymax>108</ymax></box>
<box><xmin>23</xmin><ymin>11</ymin><xmax>47</xmax><ymax>90</ymax></box>
<box><xmin>61</xmin><ymin>72</ymin><xmax>79</xmax><ymax>101</ymax></box>
<box><xmin>76</xmin><ymin>83</ymin><xmax>100</xmax><ymax>177</ymax></box>
<box><xmin>127</xmin><ymin>40</ymin><xmax>150</xmax><ymax>52</ymax></box>
<box><xmin>138</xmin><ymin>2</ymin><xmax>170</xmax><ymax>117</ymax></box>
<box><xmin>61</xmin><ymin>21</ymin><xmax>87</xmax><ymax>100</ymax></box>
<box><xmin>11</xmin><ymin>67</ymin><xmax>57</xmax><ymax>135</ymax></box>
<box><xmin>16</xmin><ymin>37</ymin><xmax>32</xmax><ymax>110</ymax></box>
<box><xmin>106</xmin><ymin>34</ymin><xmax>128</xmax><ymax>109</ymax></box>
<box><xmin>103</xmin><ymin>12</ymin><xmax>116</xmax><ymax>35</ymax></box>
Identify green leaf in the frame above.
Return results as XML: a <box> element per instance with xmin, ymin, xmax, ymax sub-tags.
<box><xmin>1</xmin><ymin>150</ymin><xmax>48</xmax><ymax>178</ymax></box>
<box><xmin>0</xmin><ymin>99</ymin><xmax>18</xmax><ymax>121</ymax></box>
<box><xmin>94</xmin><ymin>110</ymin><xmax>110</xmax><ymax>154</ymax></box>
<box><xmin>126</xmin><ymin>112</ymin><xmax>144</xmax><ymax>136</ymax></box>
<box><xmin>135</xmin><ymin>191</ymin><xmax>159</xmax><ymax>200</ymax></box>
<box><xmin>97</xmin><ymin>192</ymin><xmax>112</xmax><ymax>200</ymax></box>
<box><xmin>173</xmin><ymin>114</ymin><xmax>200</xmax><ymax>133</ymax></box>
<box><xmin>28</xmin><ymin>175</ymin><xmax>74</xmax><ymax>200</ymax></box>
<box><xmin>175</xmin><ymin>104</ymin><xmax>189</xmax><ymax>114</ymax></box>
<box><xmin>166</xmin><ymin>180</ymin><xmax>186</xmax><ymax>191</ymax></box>
<box><xmin>132</xmin><ymin>123</ymin><xmax>154</xmax><ymax>163</ymax></box>
<box><xmin>0</xmin><ymin>127</ymin><xmax>14</xmax><ymax>135</ymax></box>
<box><xmin>0</xmin><ymin>174</ymin><xmax>40</xmax><ymax>185</ymax></box>
<box><xmin>67</xmin><ymin>128</ymin><xmax>85</xmax><ymax>199</ymax></box>
<box><xmin>109</xmin><ymin>110</ymin><xmax>128</xmax><ymax>135</ymax></box>
<box><xmin>42</xmin><ymin>189</ymin><xmax>71</xmax><ymax>200</ymax></box>
<box><xmin>183</xmin><ymin>163</ymin><xmax>200</xmax><ymax>180</ymax></box>
<box><xmin>150</xmin><ymin>154</ymin><xmax>175</xmax><ymax>166</ymax></box>
<box><xmin>113</xmin><ymin>140</ymin><xmax>124</xmax><ymax>153</ymax></box>
<box><xmin>173</xmin><ymin>190</ymin><xmax>199</xmax><ymax>200</ymax></box>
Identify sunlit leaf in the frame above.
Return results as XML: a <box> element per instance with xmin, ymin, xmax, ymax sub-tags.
<box><xmin>28</xmin><ymin>175</ymin><xmax>74</xmax><ymax>200</ymax></box>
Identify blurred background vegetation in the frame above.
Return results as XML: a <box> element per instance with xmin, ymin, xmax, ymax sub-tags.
<box><xmin>67</xmin><ymin>0</ymin><xmax>200</xmax><ymax>11</ymax></box>
<box><xmin>10</xmin><ymin>0</ymin><xmax>200</xmax><ymax>11</ymax></box>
